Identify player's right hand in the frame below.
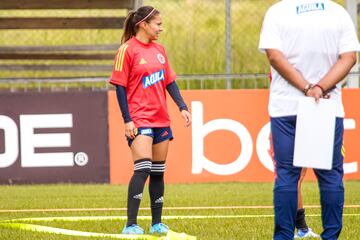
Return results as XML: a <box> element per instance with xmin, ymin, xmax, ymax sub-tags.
<box><xmin>181</xmin><ymin>110</ymin><xmax>192</xmax><ymax>127</ymax></box>
<box><xmin>125</xmin><ymin>121</ymin><xmax>136</xmax><ymax>139</ymax></box>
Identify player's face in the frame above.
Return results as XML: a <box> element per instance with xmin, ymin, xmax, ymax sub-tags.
<box><xmin>144</xmin><ymin>14</ymin><xmax>163</xmax><ymax>41</ymax></box>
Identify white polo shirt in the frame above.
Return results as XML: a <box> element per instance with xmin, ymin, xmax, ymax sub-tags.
<box><xmin>259</xmin><ymin>0</ymin><xmax>360</xmax><ymax>117</ymax></box>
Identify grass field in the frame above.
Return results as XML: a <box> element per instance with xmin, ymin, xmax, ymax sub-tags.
<box><xmin>0</xmin><ymin>181</ymin><xmax>359</xmax><ymax>239</ymax></box>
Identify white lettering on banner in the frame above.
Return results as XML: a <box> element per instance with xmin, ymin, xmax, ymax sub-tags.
<box><xmin>191</xmin><ymin>101</ymin><xmax>253</xmax><ymax>175</ymax></box>
<box><xmin>20</xmin><ymin>114</ymin><xmax>74</xmax><ymax>167</ymax></box>
<box><xmin>191</xmin><ymin>101</ymin><xmax>358</xmax><ymax>176</ymax></box>
<box><xmin>256</xmin><ymin>119</ymin><xmax>358</xmax><ymax>174</ymax></box>
<box><xmin>0</xmin><ymin>116</ymin><xmax>19</xmax><ymax>168</ymax></box>
<box><xmin>0</xmin><ymin>114</ymin><xmax>88</xmax><ymax>168</ymax></box>
<box><xmin>256</xmin><ymin>122</ymin><xmax>274</xmax><ymax>172</ymax></box>
<box><xmin>344</xmin><ymin>119</ymin><xmax>358</xmax><ymax>174</ymax></box>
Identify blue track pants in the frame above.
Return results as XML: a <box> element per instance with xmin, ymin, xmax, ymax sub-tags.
<box><xmin>271</xmin><ymin>116</ymin><xmax>344</xmax><ymax>240</ymax></box>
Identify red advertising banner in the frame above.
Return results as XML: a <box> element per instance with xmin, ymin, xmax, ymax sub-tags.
<box><xmin>0</xmin><ymin>92</ymin><xmax>109</xmax><ymax>184</ymax></box>
<box><xmin>109</xmin><ymin>89</ymin><xmax>360</xmax><ymax>184</ymax></box>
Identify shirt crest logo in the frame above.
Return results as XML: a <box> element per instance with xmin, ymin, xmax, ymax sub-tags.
<box><xmin>157</xmin><ymin>53</ymin><xmax>166</xmax><ymax>64</ymax></box>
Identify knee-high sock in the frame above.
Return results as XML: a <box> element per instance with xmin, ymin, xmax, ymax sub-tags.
<box><xmin>296</xmin><ymin>208</ymin><xmax>308</xmax><ymax>230</ymax></box>
<box><xmin>126</xmin><ymin>158</ymin><xmax>151</xmax><ymax>227</ymax></box>
<box><xmin>149</xmin><ymin>161</ymin><xmax>165</xmax><ymax>225</ymax></box>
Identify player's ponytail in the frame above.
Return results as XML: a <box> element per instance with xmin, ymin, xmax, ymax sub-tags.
<box><xmin>121</xmin><ymin>6</ymin><xmax>160</xmax><ymax>44</ymax></box>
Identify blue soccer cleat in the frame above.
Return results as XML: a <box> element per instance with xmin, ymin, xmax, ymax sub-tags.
<box><xmin>149</xmin><ymin>223</ymin><xmax>169</xmax><ymax>235</ymax></box>
<box><xmin>295</xmin><ymin>228</ymin><xmax>320</xmax><ymax>238</ymax></box>
<box><xmin>121</xmin><ymin>224</ymin><xmax>144</xmax><ymax>235</ymax></box>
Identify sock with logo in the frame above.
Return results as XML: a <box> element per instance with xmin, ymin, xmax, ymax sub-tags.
<box><xmin>295</xmin><ymin>208</ymin><xmax>309</xmax><ymax>231</ymax></box>
<box><xmin>126</xmin><ymin>158</ymin><xmax>151</xmax><ymax>227</ymax></box>
<box><xmin>149</xmin><ymin>161</ymin><xmax>165</xmax><ymax>225</ymax></box>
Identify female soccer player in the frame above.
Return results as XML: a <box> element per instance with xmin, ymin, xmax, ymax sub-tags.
<box><xmin>109</xmin><ymin>6</ymin><xmax>191</xmax><ymax>235</ymax></box>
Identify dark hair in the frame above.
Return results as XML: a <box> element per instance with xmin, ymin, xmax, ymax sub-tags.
<box><xmin>121</xmin><ymin>6</ymin><xmax>160</xmax><ymax>44</ymax></box>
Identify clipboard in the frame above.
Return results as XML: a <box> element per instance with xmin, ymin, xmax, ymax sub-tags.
<box><xmin>293</xmin><ymin>97</ymin><xmax>336</xmax><ymax>170</ymax></box>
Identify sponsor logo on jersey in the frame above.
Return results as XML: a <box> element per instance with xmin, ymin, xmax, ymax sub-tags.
<box><xmin>157</xmin><ymin>53</ymin><xmax>166</xmax><ymax>64</ymax></box>
<box><xmin>142</xmin><ymin>69</ymin><xmax>164</xmax><ymax>88</ymax></box>
<box><xmin>296</xmin><ymin>3</ymin><xmax>324</xmax><ymax>14</ymax></box>
<box><xmin>140</xmin><ymin>128</ymin><xmax>153</xmax><ymax>135</ymax></box>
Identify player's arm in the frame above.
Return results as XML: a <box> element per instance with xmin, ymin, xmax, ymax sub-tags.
<box><xmin>312</xmin><ymin>10</ymin><xmax>359</xmax><ymax>98</ymax></box>
<box><xmin>166</xmin><ymin>81</ymin><xmax>188</xmax><ymax>111</ymax></box>
<box><xmin>115</xmin><ymin>85</ymin><xmax>136</xmax><ymax>138</ymax></box>
<box><xmin>116</xmin><ymin>85</ymin><xmax>132</xmax><ymax>123</ymax></box>
<box><xmin>265</xmin><ymin>49</ymin><xmax>309</xmax><ymax>93</ymax></box>
<box><xmin>260</xmin><ymin>8</ymin><xmax>309</xmax><ymax>95</ymax></box>
<box><xmin>160</xmin><ymin>43</ymin><xmax>191</xmax><ymax>126</ymax></box>
<box><xmin>166</xmin><ymin>82</ymin><xmax>191</xmax><ymax>127</ymax></box>
<box><xmin>111</xmin><ymin>46</ymin><xmax>131</xmax><ymax>122</ymax></box>
<box><xmin>314</xmin><ymin>52</ymin><xmax>356</xmax><ymax>94</ymax></box>
<box><xmin>110</xmin><ymin>44</ymin><xmax>136</xmax><ymax>138</ymax></box>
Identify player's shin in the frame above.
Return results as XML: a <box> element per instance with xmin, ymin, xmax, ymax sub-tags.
<box><xmin>149</xmin><ymin>161</ymin><xmax>165</xmax><ymax>225</ymax></box>
<box><xmin>126</xmin><ymin>158</ymin><xmax>151</xmax><ymax>226</ymax></box>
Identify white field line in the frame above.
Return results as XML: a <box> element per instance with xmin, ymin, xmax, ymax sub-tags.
<box><xmin>0</xmin><ymin>222</ymin><xmax>190</xmax><ymax>239</ymax></box>
<box><xmin>1</xmin><ymin>205</ymin><xmax>360</xmax><ymax>213</ymax></box>
<box><xmin>2</xmin><ymin>214</ymin><xmax>360</xmax><ymax>239</ymax></box>
<box><xmin>2</xmin><ymin>214</ymin><xmax>360</xmax><ymax>223</ymax></box>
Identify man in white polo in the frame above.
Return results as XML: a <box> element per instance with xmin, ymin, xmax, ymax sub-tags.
<box><xmin>259</xmin><ymin>0</ymin><xmax>360</xmax><ymax>239</ymax></box>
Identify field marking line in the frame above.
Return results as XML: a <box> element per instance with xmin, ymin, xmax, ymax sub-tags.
<box><xmin>2</xmin><ymin>213</ymin><xmax>360</xmax><ymax>223</ymax></box>
<box><xmin>1</xmin><ymin>205</ymin><xmax>360</xmax><ymax>213</ymax></box>
<box><xmin>1</xmin><ymin>214</ymin><xmax>360</xmax><ymax>239</ymax></box>
<box><xmin>0</xmin><ymin>222</ymin><xmax>160</xmax><ymax>239</ymax></box>
<box><xmin>0</xmin><ymin>221</ymin><xmax>196</xmax><ymax>239</ymax></box>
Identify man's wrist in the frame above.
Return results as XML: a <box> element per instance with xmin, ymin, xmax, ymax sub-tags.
<box><xmin>313</xmin><ymin>84</ymin><xmax>325</xmax><ymax>95</ymax></box>
<box><xmin>303</xmin><ymin>83</ymin><xmax>313</xmax><ymax>96</ymax></box>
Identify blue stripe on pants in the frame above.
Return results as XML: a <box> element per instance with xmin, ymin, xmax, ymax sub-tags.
<box><xmin>271</xmin><ymin>116</ymin><xmax>344</xmax><ymax>240</ymax></box>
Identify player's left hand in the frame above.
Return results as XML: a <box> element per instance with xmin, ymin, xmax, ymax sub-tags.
<box><xmin>307</xmin><ymin>87</ymin><xmax>323</xmax><ymax>103</ymax></box>
<box><xmin>181</xmin><ymin>110</ymin><xmax>191</xmax><ymax>127</ymax></box>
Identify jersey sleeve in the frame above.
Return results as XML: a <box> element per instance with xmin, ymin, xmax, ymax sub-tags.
<box><xmin>161</xmin><ymin>45</ymin><xmax>176</xmax><ymax>85</ymax></box>
<box><xmin>339</xmin><ymin>9</ymin><xmax>360</xmax><ymax>54</ymax></box>
<box><xmin>109</xmin><ymin>44</ymin><xmax>131</xmax><ymax>87</ymax></box>
<box><xmin>258</xmin><ymin>7</ymin><xmax>283</xmax><ymax>53</ymax></box>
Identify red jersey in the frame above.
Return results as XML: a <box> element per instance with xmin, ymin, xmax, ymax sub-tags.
<box><xmin>110</xmin><ymin>37</ymin><xmax>176</xmax><ymax>127</ymax></box>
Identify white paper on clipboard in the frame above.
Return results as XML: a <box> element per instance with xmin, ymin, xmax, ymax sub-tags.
<box><xmin>293</xmin><ymin>97</ymin><xmax>336</xmax><ymax>170</ymax></box>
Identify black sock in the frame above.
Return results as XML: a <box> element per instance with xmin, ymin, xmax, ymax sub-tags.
<box><xmin>296</xmin><ymin>208</ymin><xmax>309</xmax><ymax>230</ymax></box>
<box><xmin>149</xmin><ymin>161</ymin><xmax>165</xmax><ymax>225</ymax></box>
<box><xmin>126</xmin><ymin>158</ymin><xmax>151</xmax><ymax>227</ymax></box>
